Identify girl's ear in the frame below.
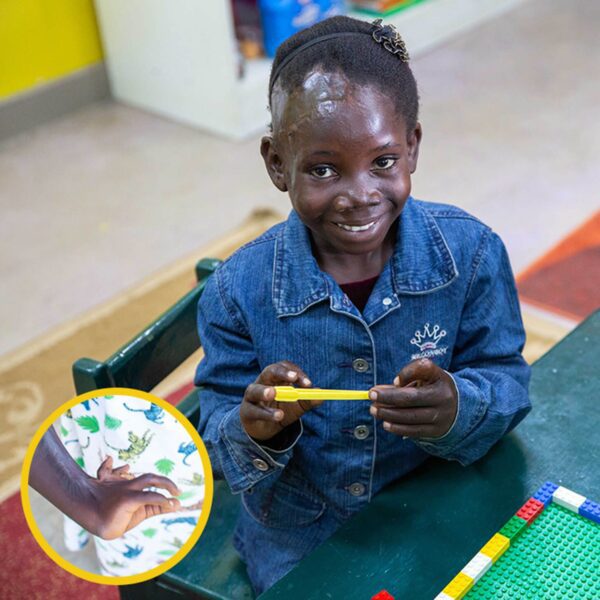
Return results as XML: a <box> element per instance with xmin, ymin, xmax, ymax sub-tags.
<box><xmin>260</xmin><ymin>136</ymin><xmax>288</xmax><ymax>192</ymax></box>
<box><xmin>407</xmin><ymin>122</ymin><xmax>422</xmax><ymax>174</ymax></box>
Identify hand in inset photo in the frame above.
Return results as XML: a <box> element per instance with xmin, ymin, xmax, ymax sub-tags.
<box><xmin>30</xmin><ymin>427</ymin><xmax>183</xmax><ymax>540</ymax></box>
<box><xmin>26</xmin><ymin>392</ymin><xmax>207</xmax><ymax>578</ymax></box>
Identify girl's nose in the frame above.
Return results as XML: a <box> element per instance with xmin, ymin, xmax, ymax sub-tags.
<box><xmin>333</xmin><ymin>183</ymin><xmax>380</xmax><ymax>211</ymax></box>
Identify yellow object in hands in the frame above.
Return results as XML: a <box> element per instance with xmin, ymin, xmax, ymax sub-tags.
<box><xmin>274</xmin><ymin>386</ymin><xmax>370</xmax><ymax>402</ymax></box>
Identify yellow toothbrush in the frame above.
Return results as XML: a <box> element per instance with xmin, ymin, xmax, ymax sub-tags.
<box><xmin>274</xmin><ymin>386</ymin><xmax>370</xmax><ymax>402</ymax></box>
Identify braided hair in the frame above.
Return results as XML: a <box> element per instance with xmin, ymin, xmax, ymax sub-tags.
<box><xmin>269</xmin><ymin>16</ymin><xmax>419</xmax><ymax>132</ymax></box>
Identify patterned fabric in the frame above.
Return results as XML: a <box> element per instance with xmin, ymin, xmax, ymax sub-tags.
<box><xmin>59</xmin><ymin>394</ymin><xmax>204</xmax><ymax>577</ymax></box>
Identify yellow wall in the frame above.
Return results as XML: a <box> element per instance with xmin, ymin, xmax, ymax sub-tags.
<box><xmin>0</xmin><ymin>0</ymin><xmax>103</xmax><ymax>100</ymax></box>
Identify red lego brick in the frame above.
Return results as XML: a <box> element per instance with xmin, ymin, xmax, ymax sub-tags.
<box><xmin>371</xmin><ymin>590</ymin><xmax>395</xmax><ymax>600</ymax></box>
<box><xmin>516</xmin><ymin>497</ymin><xmax>545</xmax><ymax>523</ymax></box>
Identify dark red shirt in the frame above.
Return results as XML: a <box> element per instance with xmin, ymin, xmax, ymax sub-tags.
<box><xmin>340</xmin><ymin>275</ymin><xmax>379</xmax><ymax>313</ymax></box>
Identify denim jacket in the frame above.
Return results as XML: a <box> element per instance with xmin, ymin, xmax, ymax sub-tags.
<box><xmin>195</xmin><ymin>198</ymin><xmax>531</xmax><ymax>591</ymax></box>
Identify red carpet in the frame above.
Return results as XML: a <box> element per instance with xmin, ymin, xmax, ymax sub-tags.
<box><xmin>0</xmin><ymin>493</ymin><xmax>119</xmax><ymax>599</ymax></box>
<box><xmin>165</xmin><ymin>382</ymin><xmax>195</xmax><ymax>405</ymax></box>
<box><xmin>517</xmin><ymin>211</ymin><xmax>600</xmax><ymax>321</ymax></box>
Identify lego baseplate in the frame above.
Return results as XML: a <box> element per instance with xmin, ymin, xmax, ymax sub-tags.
<box><xmin>434</xmin><ymin>482</ymin><xmax>600</xmax><ymax>599</ymax></box>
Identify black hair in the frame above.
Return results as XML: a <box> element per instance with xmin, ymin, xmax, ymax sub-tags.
<box><xmin>269</xmin><ymin>15</ymin><xmax>419</xmax><ymax>132</ymax></box>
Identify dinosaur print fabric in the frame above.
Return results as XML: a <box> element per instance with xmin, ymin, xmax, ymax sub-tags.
<box><xmin>59</xmin><ymin>394</ymin><xmax>204</xmax><ymax>576</ymax></box>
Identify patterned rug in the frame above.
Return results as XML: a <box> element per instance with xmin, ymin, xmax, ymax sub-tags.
<box><xmin>518</xmin><ymin>210</ymin><xmax>600</xmax><ymax>321</ymax></box>
<box><xmin>518</xmin><ymin>211</ymin><xmax>600</xmax><ymax>363</ymax></box>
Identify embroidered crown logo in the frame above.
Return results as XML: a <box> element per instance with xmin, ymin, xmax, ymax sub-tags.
<box><xmin>410</xmin><ymin>323</ymin><xmax>447</xmax><ymax>351</ymax></box>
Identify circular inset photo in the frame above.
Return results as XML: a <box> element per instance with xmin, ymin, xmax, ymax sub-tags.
<box><xmin>21</xmin><ymin>388</ymin><xmax>213</xmax><ymax>584</ymax></box>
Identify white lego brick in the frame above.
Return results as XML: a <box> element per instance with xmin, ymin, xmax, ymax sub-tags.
<box><xmin>553</xmin><ymin>486</ymin><xmax>586</xmax><ymax>512</ymax></box>
<box><xmin>462</xmin><ymin>552</ymin><xmax>493</xmax><ymax>582</ymax></box>
<box><xmin>434</xmin><ymin>593</ymin><xmax>454</xmax><ymax>600</ymax></box>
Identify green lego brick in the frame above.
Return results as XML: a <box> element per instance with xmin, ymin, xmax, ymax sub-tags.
<box><xmin>466</xmin><ymin>503</ymin><xmax>600</xmax><ymax>599</ymax></box>
<box><xmin>499</xmin><ymin>515</ymin><xmax>529</xmax><ymax>540</ymax></box>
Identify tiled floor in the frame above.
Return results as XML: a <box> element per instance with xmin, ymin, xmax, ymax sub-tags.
<box><xmin>1</xmin><ymin>0</ymin><xmax>599</xmax><ymax>357</ymax></box>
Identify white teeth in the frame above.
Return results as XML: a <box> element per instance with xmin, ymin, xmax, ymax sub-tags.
<box><xmin>336</xmin><ymin>221</ymin><xmax>376</xmax><ymax>232</ymax></box>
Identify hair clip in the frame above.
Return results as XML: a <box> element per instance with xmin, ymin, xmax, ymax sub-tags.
<box><xmin>371</xmin><ymin>18</ymin><xmax>410</xmax><ymax>62</ymax></box>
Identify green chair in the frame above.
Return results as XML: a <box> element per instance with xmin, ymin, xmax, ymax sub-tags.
<box><xmin>72</xmin><ymin>257</ymin><xmax>255</xmax><ymax>600</ymax></box>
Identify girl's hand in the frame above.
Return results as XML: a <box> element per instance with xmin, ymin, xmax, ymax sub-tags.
<box><xmin>369</xmin><ymin>358</ymin><xmax>458</xmax><ymax>439</ymax></box>
<box><xmin>89</xmin><ymin>456</ymin><xmax>182</xmax><ymax>540</ymax></box>
<box><xmin>29</xmin><ymin>427</ymin><xmax>183</xmax><ymax>541</ymax></box>
<box><xmin>240</xmin><ymin>361</ymin><xmax>320</xmax><ymax>441</ymax></box>
<box><xmin>96</xmin><ymin>456</ymin><xmax>135</xmax><ymax>481</ymax></box>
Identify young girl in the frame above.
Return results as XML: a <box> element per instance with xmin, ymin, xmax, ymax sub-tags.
<box><xmin>195</xmin><ymin>15</ymin><xmax>530</xmax><ymax>594</ymax></box>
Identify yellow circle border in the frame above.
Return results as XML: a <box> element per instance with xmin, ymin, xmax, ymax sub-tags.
<box><xmin>20</xmin><ymin>387</ymin><xmax>214</xmax><ymax>586</ymax></box>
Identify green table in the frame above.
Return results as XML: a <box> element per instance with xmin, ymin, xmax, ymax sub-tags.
<box><xmin>260</xmin><ymin>310</ymin><xmax>600</xmax><ymax>600</ymax></box>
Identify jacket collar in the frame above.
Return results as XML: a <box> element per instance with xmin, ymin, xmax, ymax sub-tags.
<box><xmin>272</xmin><ymin>198</ymin><xmax>458</xmax><ymax>317</ymax></box>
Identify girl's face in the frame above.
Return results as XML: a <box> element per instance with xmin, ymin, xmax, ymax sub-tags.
<box><xmin>262</xmin><ymin>70</ymin><xmax>421</xmax><ymax>267</ymax></box>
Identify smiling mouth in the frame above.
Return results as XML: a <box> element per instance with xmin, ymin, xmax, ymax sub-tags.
<box><xmin>334</xmin><ymin>220</ymin><xmax>377</xmax><ymax>232</ymax></box>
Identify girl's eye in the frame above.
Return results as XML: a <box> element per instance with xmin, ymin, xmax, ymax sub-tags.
<box><xmin>374</xmin><ymin>157</ymin><xmax>396</xmax><ymax>170</ymax></box>
<box><xmin>311</xmin><ymin>166</ymin><xmax>336</xmax><ymax>179</ymax></box>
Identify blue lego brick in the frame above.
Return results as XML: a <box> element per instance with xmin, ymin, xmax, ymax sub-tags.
<box><xmin>579</xmin><ymin>499</ymin><xmax>600</xmax><ymax>524</ymax></box>
<box><xmin>533</xmin><ymin>481</ymin><xmax>559</xmax><ymax>506</ymax></box>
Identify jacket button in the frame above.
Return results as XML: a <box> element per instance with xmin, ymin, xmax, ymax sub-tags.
<box><xmin>252</xmin><ymin>458</ymin><xmax>269</xmax><ymax>471</ymax></box>
<box><xmin>353</xmin><ymin>425</ymin><xmax>370</xmax><ymax>440</ymax></box>
<box><xmin>349</xmin><ymin>482</ymin><xmax>366</xmax><ymax>497</ymax></box>
<box><xmin>382</xmin><ymin>297</ymin><xmax>392</xmax><ymax>306</ymax></box>
<box><xmin>352</xmin><ymin>358</ymin><xmax>369</xmax><ymax>373</ymax></box>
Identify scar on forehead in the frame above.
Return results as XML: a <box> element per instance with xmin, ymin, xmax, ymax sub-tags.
<box><xmin>302</xmin><ymin>69</ymin><xmax>351</xmax><ymax>100</ymax></box>
<box><xmin>271</xmin><ymin>69</ymin><xmax>355</xmax><ymax>137</ymax></box>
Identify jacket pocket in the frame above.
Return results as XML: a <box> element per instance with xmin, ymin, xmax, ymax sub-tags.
<box><xmin>241</xmin><ymin>469</ymin><xmax>326</xmax><ymax>529</ymax></box>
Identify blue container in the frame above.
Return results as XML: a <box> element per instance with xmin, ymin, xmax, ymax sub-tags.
<box><xmin>259</xmin><ymin>0</ymin><xmax>345</xmax><ymax>58</ymax></box>
<box><xmin>318</xmin><ymin>0</ymin><xmax>345</xmax><ymax>19</ymax></box>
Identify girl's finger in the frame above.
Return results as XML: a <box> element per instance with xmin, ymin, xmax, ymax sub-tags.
<box><xmin>370</xmin><ymin>385</ymin><xmax>438</xmax><ymax>408</ymax></box>
<box><xmin>128</xmin><ymin>491</ymin><xmax>181</xmax><ymax>512</ymax></box>
<box><xmin>112</xmin><ymin>463</ymin><xmax>131</xmax><ymax>475</ymax></box>
<box><xmin>241</xmin><ymin>401</ymin><xmax>284</xmax><ymax>423</ymax></box>
<box><xmin>129</xmin><ymin>473</ymin><xmax>181</xmax><ymax>497</ymax></box>
<box><xmin>258</xmin><ymin>363</ymin><xmax>298</xmax><ymax>386</ymax></box>
<box><xmin>371</xmin><ymin>406</ymin><xmax>438</xmax><ymax>425</ymax></box>
<box><xmin>258</xmin><ymin>362</ymin><xmax>309</xmax><ymax>386</ymax></box>
<box><xmin>279</xmin><ymin>361</ymin><xmax>312</xmax><ymax>387</ymax></box>
<box><xmin>381</xmin><ymin>422</ymin><xmax>439</xmax><ymax>438</ymax></box>
<box><xmin>96</xmin><ymin>456</ymin><xmax>113</xmax><ymax>479</ymax></box>
<box><xmin>245</xmin><ymin>383</ymin><xmax>276</xmax><ymax>404</ymax></box>
<box><xmin>395</xmin><ymin>358</ymin><xmax>441</xmax><ymax>387</ymax></box>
